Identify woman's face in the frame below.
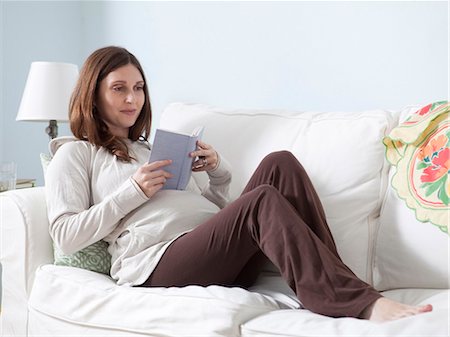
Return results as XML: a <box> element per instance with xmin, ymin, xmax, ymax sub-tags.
<box><xmin>96</xmin><ymin>63</ymin><xmax>145</xmax><ymax>138</ymax></box>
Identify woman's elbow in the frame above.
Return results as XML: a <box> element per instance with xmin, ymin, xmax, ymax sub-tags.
<box><xmin>49</xmin><ymin>221</ymin><xmax>80</xmax><ymax>255</ymax></box>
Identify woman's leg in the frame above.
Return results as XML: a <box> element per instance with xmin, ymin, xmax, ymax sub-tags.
<box><xmin>232</xmin><ymin>150</ymin><xmax>340</xmax><ymax>286</ymax></box>
<box><xmin>238</xmin><ymin>151</ymin><xmax>432</xmax><ymax>320</ymax></box>
<box><xmin>142</xmin><ymin>184</ymin><xmax>381</xmax><ymax>318</ymax></box>
<box><xmin>241</xmin><ymin>151</ymin><xmax>338</xmax><ymax>255</ymax></box>
<box><xmin>142</xmin><ymin>151</ymin><xmax>431</xmax><ymax>319</ymax></box>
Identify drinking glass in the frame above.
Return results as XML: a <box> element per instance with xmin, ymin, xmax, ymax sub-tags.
<box><xmin>0</xmin><ymin>162</ymin><xmax>17</xmax><ymax>192</ymax></box>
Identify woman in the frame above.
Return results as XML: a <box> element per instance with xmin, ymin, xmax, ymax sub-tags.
<box><xmin>46</xmin><ymin>46</ymin><xmax>432</xmax><ymax>322</ymax></box>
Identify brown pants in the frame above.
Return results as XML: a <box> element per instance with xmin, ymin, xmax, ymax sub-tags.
<box><xmin>141</xmin><ymin>151</ymin><xmax>381</xmax><ymax>318</ymax></box>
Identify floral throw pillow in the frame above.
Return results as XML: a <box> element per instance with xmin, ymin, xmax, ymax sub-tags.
<box><xmin>383</xmin><ymin>101</ymin><xmax>449</xmax><ymax>233</ymax></box>
<box><xmin>53</xmin><ymin>240</ymin><xmax>112</xmax><ymax>275</ymax></box>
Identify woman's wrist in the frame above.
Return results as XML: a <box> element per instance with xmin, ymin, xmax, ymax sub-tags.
<box><xmin>207</xmin><ymin>151</ymin><xmax>221</xmax><ymax>173</ymax></box>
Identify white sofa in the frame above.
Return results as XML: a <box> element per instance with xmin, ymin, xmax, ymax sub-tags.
<box><xmin>1</xmin><ymin>102</ymin><xmax>448</xmax><ymax>336</ymax></box>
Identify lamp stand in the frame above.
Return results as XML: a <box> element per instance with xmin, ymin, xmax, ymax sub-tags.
<box><xmin>45</xmin><ymin>120</ymin><xmax>58</xmax><ymax>139</ymax></box>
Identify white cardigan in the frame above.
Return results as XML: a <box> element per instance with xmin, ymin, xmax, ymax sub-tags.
<box><xmin>46</xmin><ymin>138</ymin><xmax>232</xmax><ymax>286</ymax></box>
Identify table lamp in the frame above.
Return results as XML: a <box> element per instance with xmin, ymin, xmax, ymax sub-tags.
<box><xmin>16</xmin><ymin>62</ymin><xmax>79</xmax><ymax>139</ymax></box>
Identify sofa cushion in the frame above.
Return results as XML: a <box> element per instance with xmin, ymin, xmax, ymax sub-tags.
<box><xmin>29</xmin><ymin>265</ymin><xmax>281</xmax><ymax>336</ymax></box>
<box><xmin>241</xmin><ymin>288</ymin><xmax>449</xmax><ymax>337</ymax></box>
<box><xmin>159</xmin><ymin>103</ymin><xmax>396</xmax><ymax>283</ymax></box>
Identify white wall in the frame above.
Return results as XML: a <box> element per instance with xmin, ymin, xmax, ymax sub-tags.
<box><xmin>80</xmin><ymin>1</ymin><xmax>448</xmax><ymax>135</ymax></box>
<box><xmin>1</xmin><ymin>1</ymin><xmax>448</xmax><ymax>185</ymax></box>
<box><xmin>1</xmin><ymin>1</ymin><xmax>82</xmax><ymax>183</ymax></box>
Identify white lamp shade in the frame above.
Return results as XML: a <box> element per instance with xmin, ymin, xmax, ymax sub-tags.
<box><xmin>16</xmin><ymin>62</ymin><xmax>79</xmax><ymax>122</ymax></box>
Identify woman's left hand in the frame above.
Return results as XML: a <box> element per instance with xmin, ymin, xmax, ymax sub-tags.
<box><xmin>191</xmin><ymin>140</ymin><xmax>219</xmax><ymax>172</ymax></box>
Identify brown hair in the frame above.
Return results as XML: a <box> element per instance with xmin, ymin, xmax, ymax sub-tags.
<box><xmin>69</xmin><ymin>46</ymin><xmax>151</xmax><ymax>162</ymax></box>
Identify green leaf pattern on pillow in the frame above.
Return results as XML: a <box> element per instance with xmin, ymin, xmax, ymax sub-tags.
<box><xmin>54</xmin><ymin>240</ymin><xmax>111</xmax><ymax>275</ymax></box>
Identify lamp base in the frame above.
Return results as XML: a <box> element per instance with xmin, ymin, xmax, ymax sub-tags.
<box><xmin>45</xmin><ymin>120</ymin><xmax>58</xmax><ymax>139</ymax></box>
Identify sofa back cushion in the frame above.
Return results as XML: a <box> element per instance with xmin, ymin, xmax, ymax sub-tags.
<box><xmin>159</xmin><ymin>103</ymin><xmax>395</xmax><ymax>283</ymax></box>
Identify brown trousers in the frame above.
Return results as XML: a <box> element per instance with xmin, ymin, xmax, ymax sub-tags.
<box><xmin>141</xmin><ymin>151</ymin><xmax>381</xmax><ymax>318</ymax></box>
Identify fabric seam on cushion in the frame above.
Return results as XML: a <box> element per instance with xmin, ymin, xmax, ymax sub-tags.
<box><xmin>370</xmin><ymin>111</ymin><xmax>399</xmax><ymax>290</ymax></box>
<box><xmin>167</xmin><ymin>102</ymin><xmax>391</xmax><ymax>121</ymax></box>
<box><xmin>366</xmin><ymin>113</ymin><xmax>396</xmax><ymax>285</ymax></box>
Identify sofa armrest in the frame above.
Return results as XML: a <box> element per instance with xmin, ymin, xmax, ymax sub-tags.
<box><xmin>0</xmin><ymin>187</ymin><xmax>53</xmax><ymax>333</ymax></box>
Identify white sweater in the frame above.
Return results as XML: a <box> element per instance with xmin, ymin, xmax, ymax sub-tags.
<box><xmin>46</xmin><ymin>137</ymin><xmax>232</xmax><ymax>286</ymax></box>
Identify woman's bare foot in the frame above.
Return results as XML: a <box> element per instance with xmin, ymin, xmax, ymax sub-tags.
<box><xmin>362</xmin><ymin>297</ymin><xmax>433</xmax><ymax>322</ymax></box>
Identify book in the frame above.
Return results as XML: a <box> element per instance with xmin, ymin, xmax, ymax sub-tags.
<box><xmin>149</xmin><ymin>126</ymin><xmax>204</xmax><ymax>190</ymax></box>
<box><xmin>16</xmin><ymin>178</ymin><xmax>36</xmax><ymax>189</ymax></box>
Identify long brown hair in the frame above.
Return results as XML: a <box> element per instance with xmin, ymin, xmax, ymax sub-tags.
<box><xmin>70</xmin><ymin>46</ymin><xmax>151</xmax><ymax>162</ymax></box>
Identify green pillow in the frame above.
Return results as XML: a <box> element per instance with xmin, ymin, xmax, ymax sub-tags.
<box><xmin>54</xmin><ymin>240</ymin><xmax>112</xmax><ymax>275</ymax></box>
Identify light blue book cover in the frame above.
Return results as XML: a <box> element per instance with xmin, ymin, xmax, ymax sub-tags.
<box><xmin>149</xmin><ymin>126</ymin><xmax>204</xmax><ymax>190</ymax></box>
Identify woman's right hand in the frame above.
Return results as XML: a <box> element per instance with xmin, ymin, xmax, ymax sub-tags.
<box><xmin>132</xmin><ymin>160</ymin><xmax>173</xmax><ymax>198</ymax></box>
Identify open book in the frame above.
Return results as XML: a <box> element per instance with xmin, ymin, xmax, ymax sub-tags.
<box><xmin>149</xmin><ymin>126</ymin><xmax>204</xmax><ymax>190</ymax></box>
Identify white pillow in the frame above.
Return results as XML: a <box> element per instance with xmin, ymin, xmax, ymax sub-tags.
<box><xmin>40</xmin><ymin>152</ymin><xmax>52</xmax><ymax>176</ymax></box>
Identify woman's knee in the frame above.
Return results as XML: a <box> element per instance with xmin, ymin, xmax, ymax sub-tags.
<box><xmin>250</xmin><ymin>184</ymin><xmax>280</xmax><ymax>199</ymax></box>
<box><xmin>262</xmin><ymin>150</ymin><xmax>302</xmax><ymax>169</ymax></box>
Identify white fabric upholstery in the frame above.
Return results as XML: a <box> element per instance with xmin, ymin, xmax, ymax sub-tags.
<box><xmin>0</xmin><ymin>187</ymin><xmax>53</xmax><ymax>336</ymax></box>
<box><xmin>1</xmin><ymin>102</ymin><xmax>448</xmax><ymax>336</ymax></box>
<box><xmin>29</xmin><ymin>265</ymin><xmax>279</xmax><ymax>336</ymax></box>
<box><xmin>241</xmin><ymin>289</ymin><xmax>449</xmax><ymax>337</ymax></box>
<box><xmin>374</xmin><ymin>168</ymin><xmax>450</xmax><ymax>290</ymax></box>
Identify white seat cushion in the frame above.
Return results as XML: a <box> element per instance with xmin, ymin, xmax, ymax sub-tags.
<box><xmin>241</xmin><ymin>288</ymin><xmax>449</xmax><ymax>337</ymax></box>
<box><xmin>29</xmin><ymin>265</ymin><xmax>280</xmax><ymax>336</ymax></box>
